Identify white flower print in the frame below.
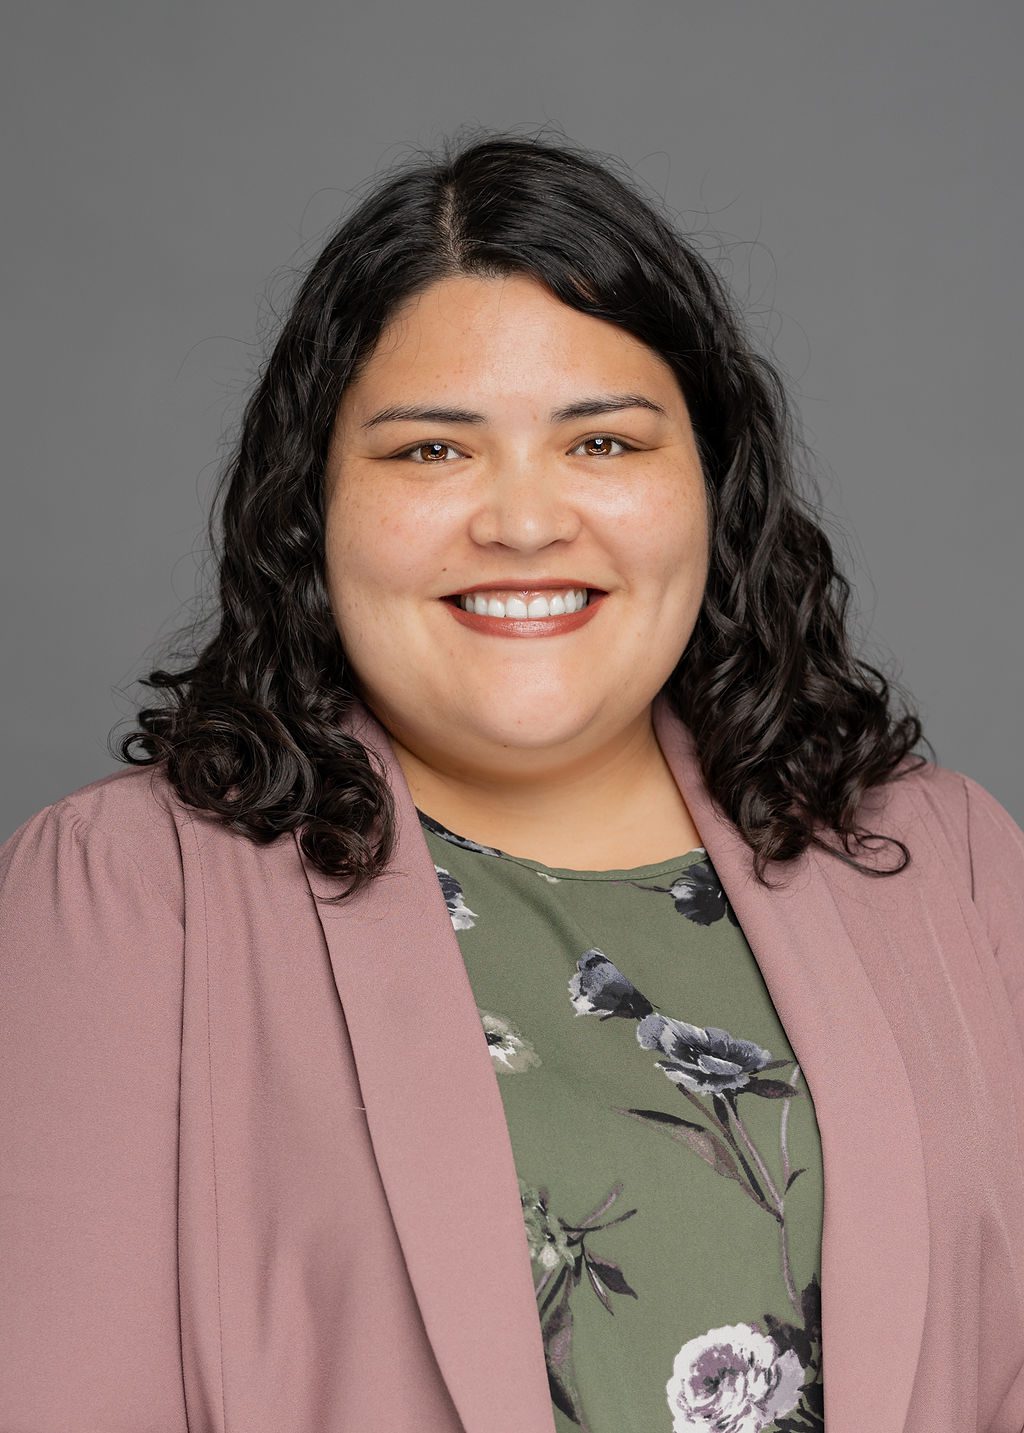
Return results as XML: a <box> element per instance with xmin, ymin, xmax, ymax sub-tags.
<box><xmin>480</xmin><ymin>1010</ymin><xmax>542</xmax><ymax>1074</ymax></box>
<box><xmin>665</xmin><ymin>1321</ymin><xmax>804</xmax><ymax>1432</ymax></box>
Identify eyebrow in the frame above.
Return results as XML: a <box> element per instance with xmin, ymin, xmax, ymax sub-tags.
<box><xmin>360</xmin><ymin>392</ymin><xmax>668</xmax><ymax>430</ymax></box>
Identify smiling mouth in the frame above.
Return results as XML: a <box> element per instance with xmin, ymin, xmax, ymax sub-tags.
<box><xmin>438</xmin><ymin>587</ymin><xmax>609</xmax><ymax>636</ymax></box>
<box><xmin>443</xmin><ymin>584</ymin><xmax>610</xmax><ymax>607</ymax></box>
<box><xmin>440</xmin><ymin>587</ymin><xmax>604</xmax><ymax>618</ymax></box>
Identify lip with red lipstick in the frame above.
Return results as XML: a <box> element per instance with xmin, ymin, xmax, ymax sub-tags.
<box><xmin>439</xmin><ymin>578</ymin><xmax>609</xmax><ymax>638</ymax></box>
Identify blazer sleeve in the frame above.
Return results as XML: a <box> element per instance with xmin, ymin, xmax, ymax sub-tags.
<box><xmin>961</xmin><ymin>772</ymin><xmax>1024</xmax><ymax>1059</ymax></box>
<box><xmin>0</xmin><ymin>795</ymin><xmax>189</xmax><ymax>1430</ymax></box>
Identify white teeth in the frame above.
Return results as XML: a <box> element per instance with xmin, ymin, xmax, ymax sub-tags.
<box><xmin>458</xmin><ymin>587</ymin><xmax>589</xmax><ymax>619</ymax></box>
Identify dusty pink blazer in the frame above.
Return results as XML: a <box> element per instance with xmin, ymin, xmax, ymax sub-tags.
<box><xmin>1</xmin><ymin>690</ymin><xmax>1022</xmax><ymax>1433</ymax></box>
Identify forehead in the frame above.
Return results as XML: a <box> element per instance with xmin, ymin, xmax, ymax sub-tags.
<box><xmin>342</xmin><ymin>273</ymin><xmax>683</xmax><ymax>415</ymax></box>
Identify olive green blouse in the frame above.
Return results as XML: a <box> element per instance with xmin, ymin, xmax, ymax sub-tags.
<box><xmin>417</xmin><ymin>806</ymin><xmax>826</xmax><ymax>1433</ymax></box>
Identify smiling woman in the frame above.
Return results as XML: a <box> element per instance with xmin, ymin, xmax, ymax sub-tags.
<box><xmin>321</xmin><ymin>269</ymin><xmax>713</xmax><ymax>866</ymax></box>
<box><xmin>113</xmin><ymin>130</ymin><xmax>932</xmax><ymax>891</ymax></box>
<box><xmin>2</xmin><ymin>127</ymin><xmax>1022</xmax><ymax>1433</ymax></box>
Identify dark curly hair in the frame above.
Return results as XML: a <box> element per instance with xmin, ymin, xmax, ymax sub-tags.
<box><xmin>112</xmin><ymin>123</ymin><xmax>935</xmax><ymax>900</ymax></box>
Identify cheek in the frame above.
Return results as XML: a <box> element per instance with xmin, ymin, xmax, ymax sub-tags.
<box><xmin>328</xmin><ymin>488</ymin><xmax>417</xmax><ymax>585</ymax></box>
<box><xmin>624</xmin><ymin>480</ymin><xmax>709</xmax><ymax>583</ymax></box>
<box><xmin>326</xmin><ymin>485</ymin><xmax>459</xmax><ymax>619</ymax></box>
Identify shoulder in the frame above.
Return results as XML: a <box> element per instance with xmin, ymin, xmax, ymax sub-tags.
<box><xmin>882</xmin><ymin>755</ymin><xmax>1023</xmax><ymax>1013</ymax></box>
<box><xmin>2</xmin><ymin>763</ymin><xmax>311</xmax><ymax>928</ymax></box>
<box><xmin>1</xmin><ymin>764</ymin><xmax>194</xmax><ymax>925</ymax></box>
<box><xmin>881</xmin><ymin>754</ymin><xmax>1023</xmax><ymax>892</ymax></box>
<box><xmin>882</xmin><ymin>755</ymin><xmax>972</xmax><ymax>864</ymax></box>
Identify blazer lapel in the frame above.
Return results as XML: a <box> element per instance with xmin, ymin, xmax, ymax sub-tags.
<box><xmin>652</xmin><ymin>694</ymin><xmax>930</xmax><ymax>1433</ymax></box>
<box><xmin>294</xmin><ymin>692</ymin><xmax>929</xmax><ymax>1433</ymax></box>
<box><xmin>294</xmin><ymin>698</ymin><xmax>559</xmax><ymax>1433</ymax></box>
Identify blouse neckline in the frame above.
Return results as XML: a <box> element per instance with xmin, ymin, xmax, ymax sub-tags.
<box><xmin>415</xmin><ymin>806</ymin><xmax>707</xmax><ymax>882</ymax></box>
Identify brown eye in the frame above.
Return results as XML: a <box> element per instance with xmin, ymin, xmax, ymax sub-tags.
<box><xmin>395</xmin><ymin>441</ymin><xmax>465</xmax><ymax>464</ymax></box>
<box><xmin>574</xmin><ymin>435</ymin><xmax>635</xmax><ymax>457</ymax></box>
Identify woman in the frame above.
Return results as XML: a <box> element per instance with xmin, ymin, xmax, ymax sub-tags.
<box><xmin>1</xmin><ymin>130</ymin><xmax>1022</xmax><ymax>1433</ymax></box>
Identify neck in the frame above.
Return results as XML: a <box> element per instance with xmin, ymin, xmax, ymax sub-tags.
<box><xmin>371</xmin><ymin>699</ymin><xmax>702</xmax><ymax>869</ymax></box>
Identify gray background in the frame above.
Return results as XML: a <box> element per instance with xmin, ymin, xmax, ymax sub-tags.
<box><xmin>3</xmin><ymin>1</ymin><xmax>1021</xmax><ymax>839</ymax></box>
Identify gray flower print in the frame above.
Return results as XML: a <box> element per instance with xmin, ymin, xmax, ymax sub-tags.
<box><xmin>568</xmin><ymin>948</ymin><xmax>656</xmax><ymax>1021</ymax></box>
<box><xmin>568</xmin><ymin>947</ymin><xmax>813</xmax><ymax>1326</ymax></box>
<box><xmin>420</xmin><ymin>808</ymin><xmax>562</xmax><ymax>878</ymax></box>
<box><xmin>636</xmin><ymin>1011</ymin><xmax>773</xmax><ymax>1095</ymax></box>
<box><xmin>418</xmin><ymin>810</ymin><xmax>504</xmax><ymax>856</ymax></box>
<box><xmin>433</xmin><ymin>864</ymin><xmax>479</xmax><ymax>930</ymax></box>
<box><xmin>630</xmin><ymin>858</ymin><xmax>740</xmax><ymax>927</ymax></box>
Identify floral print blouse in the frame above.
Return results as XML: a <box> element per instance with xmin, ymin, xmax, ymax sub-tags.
<box><xmin>417</xmin><ymin>806</ymin><xmax>826</xmax><ymax>1433</ymax></box>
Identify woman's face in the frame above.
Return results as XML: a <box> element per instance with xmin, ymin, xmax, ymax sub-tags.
<box><xmin>324</xmin><ymin>272</ymin><xmax>710</xmax><ymax>780</ymax></box>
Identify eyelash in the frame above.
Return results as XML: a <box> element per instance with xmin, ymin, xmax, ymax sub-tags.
<box><xmin>390</xmin><ymin>435</ymin><xmax>639</xmax><ymax>464</ymax></box>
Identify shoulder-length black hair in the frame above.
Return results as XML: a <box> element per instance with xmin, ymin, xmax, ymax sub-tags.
<box><xmin>113</xmin><ymin>125</ymin><xmax>935</xmax><ymax>899</ymax></box>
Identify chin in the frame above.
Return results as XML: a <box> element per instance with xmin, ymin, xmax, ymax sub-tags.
<box><xmin>459</xmin><ymin>700</ymin><xmax>602</xmax><ymax>748</ymax></box>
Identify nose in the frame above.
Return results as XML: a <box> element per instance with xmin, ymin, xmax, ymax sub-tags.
<box><xmin>465</xmin><ymin>464</ymin><xmax>584</xmax><ymax>551</ymax></box>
